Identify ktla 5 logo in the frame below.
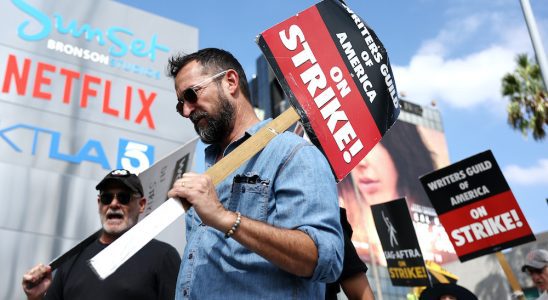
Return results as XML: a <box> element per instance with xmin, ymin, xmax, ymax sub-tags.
<box><xmin>0</xmin><ymin>123</ymin><xmax>154</xmax><ymax>173</ymax></box>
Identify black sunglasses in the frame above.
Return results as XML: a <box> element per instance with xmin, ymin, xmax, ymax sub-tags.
<box><xmin>176</xmin><ymin>70</ymin><xmax>228</xmax><ymax>114</ymax></box>
<box><xmin>526</xmin><ymin>266</ymin><xmax>546</xmax><ymax>275</ymax></box>
<box><xmin>99</xmin><ymin>192</ymin><xmax>134</xmax><ymax>205</ymax></box>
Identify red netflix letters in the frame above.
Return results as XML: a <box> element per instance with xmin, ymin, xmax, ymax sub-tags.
<box><xmin>1</xmin><ymin>54</ymin><xmax>157</xmax><ymax>129</ymax></box>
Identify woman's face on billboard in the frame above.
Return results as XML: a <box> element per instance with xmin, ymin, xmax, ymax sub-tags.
<box><xmin>351</xmin><ymin>143</ymin><xmax>399</xmax><ymax>205</ymax></box>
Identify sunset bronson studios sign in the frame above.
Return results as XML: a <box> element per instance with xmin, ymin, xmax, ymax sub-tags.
<box><xmin>0</xmin><ymin>0</ymin><xmax>198</xmax><ymax>175</ymax></box>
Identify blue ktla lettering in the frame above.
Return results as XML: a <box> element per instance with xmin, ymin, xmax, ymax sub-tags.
<box><xmin>11</xmin><ymin>0</ymin><xmax>169</xmax><ymax>61</ymax></box>
<box><xmin>0</xmin><ymin>123</ymin><xmax>157</xmax><ymax>170</ymax></box>
<box><xmin>48</xmin><ymin>132</ymin><xmax>111</xmax><ymax>170</ymax></box>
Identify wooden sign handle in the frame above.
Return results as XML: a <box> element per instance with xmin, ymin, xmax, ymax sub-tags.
<box><xmin>495</xmin><ymin>251</ymin><xmax>525</xmax><ymax>300</ymax></box>
<box><xmin>206</xmin><ymin>107</ymin><xmax>300</xmax><ymax>185</ymax></box>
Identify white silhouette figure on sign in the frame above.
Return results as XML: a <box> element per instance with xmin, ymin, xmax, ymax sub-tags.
<box><xmin>382</xmin><ymin>210</ymin><xmax>398</xmax><ymax>248</ymax></box>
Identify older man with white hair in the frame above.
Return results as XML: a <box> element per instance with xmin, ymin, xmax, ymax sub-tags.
<box><xmin>522</xmin><ymin>249</ymin><xmax>548</xmax><ymax>300</ymax></box>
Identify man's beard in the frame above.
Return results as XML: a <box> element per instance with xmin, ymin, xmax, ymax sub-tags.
<box><xmin>190</xmin><ymin>89</ymin><xmax>235</xmax><ymax>144</ymax></box>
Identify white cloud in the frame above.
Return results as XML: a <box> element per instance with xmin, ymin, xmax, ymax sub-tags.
<box><xmin>392</xmin><ymin>11</ymin><xmax>540</xmax><ymax>111</ymax></box>
<box><xmin>393</xmin><ymin>46</ymin><xmax>516</xmax><ymax>109</ymax></box>
<box><xmin>417</xmin><ymin>14</ymin><xmax>484</xmax><ymax>57</ymax></box>
<box><xmin>503</xmin><ymin>159</ymin><xmax>548</xmax><ymax>185</ymax></box>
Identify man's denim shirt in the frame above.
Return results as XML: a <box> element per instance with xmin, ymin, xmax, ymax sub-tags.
<box><xmin>175</xmin><ymin>119</ymin><xmax>343</xmax><ymax>300</ymax></box>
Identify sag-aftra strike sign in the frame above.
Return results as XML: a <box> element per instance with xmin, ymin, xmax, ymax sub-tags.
<box><xmin>372</xmin><ymin>198</ymin><xmax>429</xmax><ymax>287</ymax></box>
<box><xmin>257</xmin><ymin>0</ymin><xmax>400</xmax><ymax>181</ymax></box>
<box><xmin>419</xmin><ymin>150</ymin><xmax>535</xmax><ymax>262</ymax></box>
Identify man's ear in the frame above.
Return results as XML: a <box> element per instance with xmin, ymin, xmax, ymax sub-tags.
<box><xmin>225</xmin><ymin>69</ymin><xmax>239</xmax><ymax>96</ymax></box>
<box><xmin>138</xmin><ymin>197</ymin><xmax>146</xmax><ymax>213</ymax></box>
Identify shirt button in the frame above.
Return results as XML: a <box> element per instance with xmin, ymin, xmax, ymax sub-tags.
<box><xmin>183</xmin><ymin>289</ymin><xmax>188</xmax><ymax>296</ymax></box>
<box><xmin>188</xmin><ymin>253</ymin><xmax>193</xmax><ymax>259</ymax></box>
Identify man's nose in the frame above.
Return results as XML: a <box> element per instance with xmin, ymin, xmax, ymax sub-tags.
<box><xmin>181</xmin><ymin>101</ymin><xmax>196</xmax><ymax>118</ymax></box>
<box><xmin>109</xmin><ymin>196</ymin><xmax>123</xmax><ymax>207</ymax></box>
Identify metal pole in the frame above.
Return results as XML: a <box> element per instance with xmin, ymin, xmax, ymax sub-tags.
<box><xmin>520</xmin><ymin>0</ymin><xmax>548</xmax><ymax>89</ymax></box>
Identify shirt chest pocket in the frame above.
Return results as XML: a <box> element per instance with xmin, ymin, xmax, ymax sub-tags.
<box><xmin>227</xmin><ymin>174</ymin><xmax>270</xmax><ymax>222</ymax></box>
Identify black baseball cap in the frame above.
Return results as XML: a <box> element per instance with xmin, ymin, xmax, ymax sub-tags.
<box><xmin>95</xmin><ymin>169</ymin><xmax>143</xmax><ymax>196</ymax></box>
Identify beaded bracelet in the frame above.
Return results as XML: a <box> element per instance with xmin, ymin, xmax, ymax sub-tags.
<box><xmin>224</xmin><ymin>211</ymin><xmax>241</xmax><ymax>239</ymax></box>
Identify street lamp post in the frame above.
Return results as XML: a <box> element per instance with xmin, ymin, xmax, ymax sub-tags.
<box><xmin>519</xmin><ymin>0</ymin><xmax>548</xmax><ymax>89</ymax></box>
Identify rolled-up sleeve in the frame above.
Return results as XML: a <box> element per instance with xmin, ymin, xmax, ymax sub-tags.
<box><xmin>272</xmin><ymin>141</ymin><xmax>344</xmax><ymax>283</ymax></box>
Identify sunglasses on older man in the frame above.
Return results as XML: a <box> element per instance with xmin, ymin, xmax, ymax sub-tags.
<box><xmin>176</xmin><ymin>70</ymin><xmax>228</xmax><ymax>112</ymax></box>
<box><xmin>525</xmin><ymin>266</ymin><xmax>546</xmax><ymax>275</ymax></box>
<box><xmin>99</xmin><ymin>192</ymin><xmax>134</xmax><ymax>205</ymax></box>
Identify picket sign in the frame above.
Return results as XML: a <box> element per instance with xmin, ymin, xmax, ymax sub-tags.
<box><xmin>419</xmin><ymin>150</ymin><xmax>535</xmax><ymax>299</ymax></box>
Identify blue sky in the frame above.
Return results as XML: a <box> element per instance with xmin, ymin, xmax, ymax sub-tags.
<box><xmin>115</xmin><ymin>0</ymin><xmax>547</xmax><ymax>234</ymax></box>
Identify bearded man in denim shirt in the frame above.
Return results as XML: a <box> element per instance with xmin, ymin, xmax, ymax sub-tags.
<box><xmin>167</xmin><ymin>48</ymin><xmax>343</xmax><ymax>299</ymax></box>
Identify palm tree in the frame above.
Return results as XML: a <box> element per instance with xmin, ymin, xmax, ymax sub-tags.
<box><xmin>501</xmin><ymin>53</ymin><xmax>547</xmax><ymax>141</ymax></box>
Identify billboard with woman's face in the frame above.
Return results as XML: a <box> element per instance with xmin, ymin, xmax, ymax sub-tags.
<box><xmin>339</xmin><ymin>120</ymin><xmax>459</xmax><ymax>266</ymax></box>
